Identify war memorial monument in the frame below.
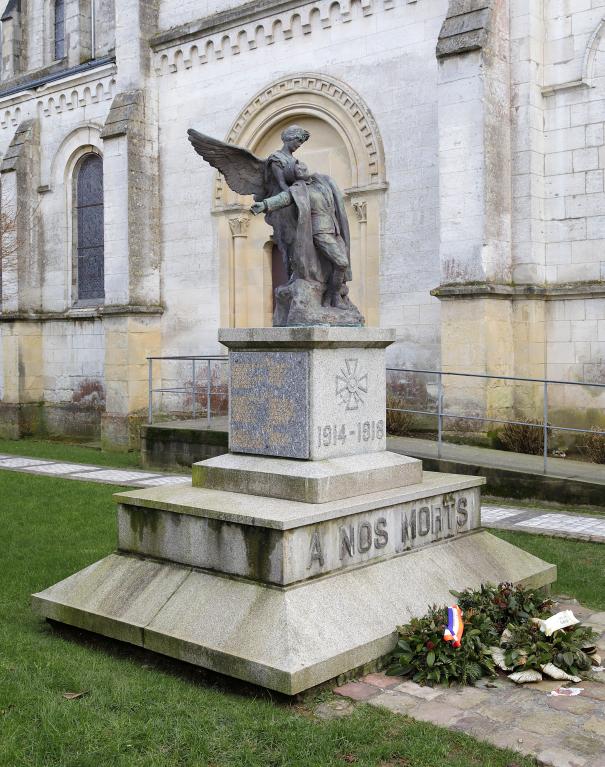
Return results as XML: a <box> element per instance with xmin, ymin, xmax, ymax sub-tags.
<box><xmin>32</xmin><ymin>127</ymin><xmax>556</xmax><ymax>695</ymax></box>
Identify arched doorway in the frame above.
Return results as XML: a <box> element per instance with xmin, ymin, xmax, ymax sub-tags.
<box><xmin>214</xmin><ymin>73</ymin><xmax>387</xmax><ymax>328</ymax></box>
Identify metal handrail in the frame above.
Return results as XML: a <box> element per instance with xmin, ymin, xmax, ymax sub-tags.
<box><xmin>147</xmin><ymin>355</ymin><xmax>228</xmax><ymax>425</ymax></box>
<box><xmin>386</xmin><ymin>367</ymin><xmax>605</xmax><ymax>474</ymax></box>
<box><xmin>146</xmin><ymin>357</ymin><xmax>605</xmax><ymax>476</ymax></box>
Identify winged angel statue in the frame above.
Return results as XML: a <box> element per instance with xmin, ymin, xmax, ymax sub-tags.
<box><xmin>187</xmin><ymin>125</ymin><xmax>365</xmax><ymax>327</ymax></box>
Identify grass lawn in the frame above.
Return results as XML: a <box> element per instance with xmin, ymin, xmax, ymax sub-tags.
<box><xmin>493</xmin><ymin>528</ymin><xmax>605</xmax><ymax>611</ymax></box>
<box><xmin>0</xmin><ymin>471</ymin><xmax>534</xmax><ymax>767</ymax></box>
<box><xmin>0</xmin><ymin>437</ymin><xmax>142</xmax><ymax>469</ymax></box>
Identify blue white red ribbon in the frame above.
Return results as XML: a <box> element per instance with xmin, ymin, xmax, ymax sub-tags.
<box><xmin>443</xmin><ymin>605</ymin><xmax>464</xmax><ymax>648</ymax></box>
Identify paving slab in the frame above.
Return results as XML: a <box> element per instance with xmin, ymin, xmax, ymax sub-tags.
<box><xmin>355</xmin><ymin>621</ymin><xmax>605</xmax><ymax>767</ymax></box>
<box><xmin>0</xmin><ymin>455</ymin><xmax>190</xmax><ymax>487</ymax></box>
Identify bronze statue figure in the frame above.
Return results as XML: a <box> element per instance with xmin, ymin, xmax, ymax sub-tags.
<box><xmin>187</xmin><ymin>125</ymin><xmax>364</xmax><ymax>327</ymax></box>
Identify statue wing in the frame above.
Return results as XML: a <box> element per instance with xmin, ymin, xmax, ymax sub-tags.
<box><xmin>187</xmin><ymin>129</ymin><xmax>266</xmax><ymax>199</ymax></box>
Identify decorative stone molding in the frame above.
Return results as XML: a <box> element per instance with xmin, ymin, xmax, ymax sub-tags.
<box><xmin>583</xmin><ymin>15</ymin><xmax>605</xmax><ymax>89</ymax></box>
<box><xmin>436</xmin><ymin>0</ymin><xmax>494</xmax><ymax>59</ymax></box>
<box><xmin>0</xmin><ymin>304</ymin><xmax>165</xmax><ymax>321</ymax></box>
<box><xmin>214</xmin><ymin>73</ymin><xmax>386</xmax><ymax>207</ymax></box>
<box><xmin>0</xmin><ymin>62</ymin><xmax>116</xmax><ymax>130</ymax></box>
<box><xmin>432</xmin><ymin>282</ymin><xmax>605</xmax><ymax>301</ymax></box>
<box><xmin>228</xmin><ymin>215</ymin><xmax>250</xmax><ymax>237</ymax></box>
<box><xmin>352</xmin><ymin>200</ymin><xmax>367</xmax><ymax>223</ymax></box>
<box><xmin>152</xmin><ymin>0</ymin><xmax>396</xmax><ymax>76</ymax></box>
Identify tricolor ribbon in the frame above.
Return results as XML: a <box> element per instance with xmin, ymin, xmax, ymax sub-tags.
<box><xmin>443</xmin><ymin>605</ymin><xmax>464</xmax><ymax>648</ymax></box>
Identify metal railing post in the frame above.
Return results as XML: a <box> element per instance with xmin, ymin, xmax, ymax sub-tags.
<box><xmin>437</xmin><ymin>372</ymin><xmax>443</xmax><ymax>460</ymax></box>
<box><xmin>207</xmin><ymin>359</ymin><xmax>212</xmax><ymax>426</ymax></box>
<box><xmin>543</xmin><ymin>381</ymin><xmax>548</xmax><ymax>475</ymax></box>
<box><xmin>147</xmin><ymin>358</ymin><xmax>153</xmax><ymax>425</ymax></box>
<box><xmin>192</xmin><ymin>359</ymin><xmax>197</xmax><ymax>419</ymax></box>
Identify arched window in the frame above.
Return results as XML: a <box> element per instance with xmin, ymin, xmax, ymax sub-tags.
<box><xmin>54</xmin><ymin>0</ymin><xmax>65</xmax><ymax>60</ymax></box>
<box><xmin>75</xmin><ymin>154</ymin><xmax>104</xmax><ymax>302</ymax></box>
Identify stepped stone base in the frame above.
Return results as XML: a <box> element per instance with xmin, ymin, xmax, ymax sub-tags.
<box><xmin>32</xmin><ymin>470</ymin><xmax>556</xmax><ymax>694</ymax></box>
<box><xmin>32</xmin><ymin>530</ymin><xmax>555</xmax><ymax>695</ymax></box>
<box><xmin>32</xmin><ymin>327</ymin><xmax>556</xmax><ymax>695</ymax></box>
<box><xmin>192</xmin><ymin>451</ymin><xmax>423</xmax><ymax>502</ymax></box>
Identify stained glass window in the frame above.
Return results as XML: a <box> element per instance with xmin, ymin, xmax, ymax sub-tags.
<box><xmin>54</xmin><ymin>0</ymin><xmax>65</xmax><ymax>60</ymax></box>
<box><xmin>75</xmin><ymin>154</ymin><xmax>104</xmax><ymax>301</ymax></box>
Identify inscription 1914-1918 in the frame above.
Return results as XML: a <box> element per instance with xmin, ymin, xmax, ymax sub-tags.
<box><xmin>307</xmin><ymin>495</ymin><xmax>472</xmax><ymax>570</ymax></box>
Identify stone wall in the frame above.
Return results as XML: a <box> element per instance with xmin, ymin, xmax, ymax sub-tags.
<box><xmin>154</xmin><ymin>0</ymin><xmax>446</xmax><ymax>372</ymax></box>
<box><xmin>4</xmin><ymin>0</ymin><xmax>605</xmax><ymax>444</ymax></box>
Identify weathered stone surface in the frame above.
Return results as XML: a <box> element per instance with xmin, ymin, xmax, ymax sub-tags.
<box><xmin>192</xmin><ymin>451</ymin><xmax>423</xmax><ymax>503</ymax></box>
<box><xmin>333</xmin><ymin>681</ymin><xmax>379</xmax><ymax>701</ymax></box>
<box><xmin>274</xmin><ymin>278</ymin><xmax>364</xmax><ymax>328</ymax></box>
<box><xmin>547</xmin><ymin>696</ymin><xmax>596</xmax><ymax>715</ymax></box>
<box><xmin>523</xmin><ymin>711</ymin><xmax>572</xmax><ymax>736</ymax></box>
<box><xmin>222</xmin><ymin>328</ymin><xmax>393</xmax><ymax>460</ymax></box>
<box><xmin>484</xmin><ymin>727</ymin><xmax>544</xmax><ymax>757</ymax></box>
<box><xmin>410</xmin><ymin>700</ymin><xmax>465</xmax><ymax>726</ymax></box>
<box><xmin>368</xmin><ymin>690</ymin><xmax>420</xmax><ymax>714</ymax></box>
<box><xmin>561</xmin><ymin>734</ymin><xmax>603</xmax><ymax>757</ymax></box>
<box><xmin>229</xmin><ymin>350</ymin><xmax>309</xmax><ymax>458</ymax></box>
<box><xmin>218</xmin><ymin>327</ymin><xmax>396</xmax><ymax>350</ymax></box>
<box><xmin>360</xmin><ymin>672</ymin><xmax>399</xmax><ymax>690</ymax></box>
<box><xmin>536</xmin><ymin>748</ymin><xmax>587</xmax><ymax>767</ymax></box>
<box><xmin>116</xmin><ymin>478</ymin><xmax>485</xmax><ymax>585</ymax></box>
<box><xmin>32</xmin><ymin>528</ymin><xmax>556</xmax><ymax>695</ymax></box>
<box><xmin>394</xmin><ymin>680</ymin><xmax>444</xmax><ymax>700</ymax></box>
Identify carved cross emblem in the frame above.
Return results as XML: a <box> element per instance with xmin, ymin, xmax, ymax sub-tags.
<box><xmin>336</xmin><ymin>359</ymin><xmax>368</xmax><ymax>411</ymax></box>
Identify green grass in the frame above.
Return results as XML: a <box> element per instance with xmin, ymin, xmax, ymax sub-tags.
<box><xmin>493</xmin><ymin>529</ymin><xmax>605</xmax><ymax>611</ymax></box>
<box><xmin>0</xmin><ymin>471</ymin><xmax>533</xmax><ymax>767</ymax></box>
<box><xmin>0</xmin><ymin>437</ymin><xmax>142</xmax><ymax>469</ymax></box>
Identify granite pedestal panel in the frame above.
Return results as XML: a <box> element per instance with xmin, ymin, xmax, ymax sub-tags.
<box><xmin>32</xmin><ymin>327</ymin><xmax>556</xmax><ymax>694</ymax></box>
<box><xmin>221</xmin><ymin>327</ymin><xmax>394</xmax><ymax>460</ymax></box>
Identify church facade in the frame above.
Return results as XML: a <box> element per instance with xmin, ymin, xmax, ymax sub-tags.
<box><xmin>1</xmin><ymin>0</ymin><xmax>605</xmax><ymax>448</ymax></box>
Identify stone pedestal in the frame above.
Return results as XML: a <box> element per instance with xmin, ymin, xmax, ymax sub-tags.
<box><xmin>32</xmin><ymin>328</ymin><xmax>556</xmax><ymax>695</ymax></box>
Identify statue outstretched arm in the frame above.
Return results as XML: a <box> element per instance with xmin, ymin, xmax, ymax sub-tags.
<box><xmin>250</xmin><ymin>190</ymin><xmax>294</xmax><ymax>216</ymax></box>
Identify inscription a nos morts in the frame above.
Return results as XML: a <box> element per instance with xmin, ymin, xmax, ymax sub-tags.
<box><xmin>305</xmin><ymin>493</ymin><xmax>478</xmax><ymax>573</ymax></box>
<box><xmin>230</xmin><ymin>351</ymin><xmax>309</xmax><ymax>458</ymax></box>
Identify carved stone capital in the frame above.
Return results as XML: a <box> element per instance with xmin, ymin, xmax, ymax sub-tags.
<box><xmin>352</xmin><ymin>200</ymin><xmax>367</xmax><ymax>224</ymax></box>
<box><xmin>229</xmin><ymin>215</ymin><xmax>250</xmax><ymax>238</ymax></box>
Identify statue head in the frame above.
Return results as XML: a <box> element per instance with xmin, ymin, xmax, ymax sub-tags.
<box><xmin>294</xmin><ymin>162</ymin><xmax>311</xmax><ymax>181</ymax></box>
<box><xmin>281</xmin><ymin>125</ymin><xmax>310</xmax><ymax>151</ymax></box>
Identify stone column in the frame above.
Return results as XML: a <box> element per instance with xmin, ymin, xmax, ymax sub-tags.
<box><xmin>434</xmin><ymin>0</ymin><xmax>515</xmax><ymax>427</ymax></box>
<box><xmin>0</xmin><ymin>120</ymin><xmax>44</xmax><ymax>437</ymax></box>
<box><xmin>100</xmin><ymin>88</ymin><xmax>162</xmax><ymax>449</ymax></box>
<box><xmin>228</xmin><ymin>215</ymin><xmax>250</xmax><ymax>327</ymax></box>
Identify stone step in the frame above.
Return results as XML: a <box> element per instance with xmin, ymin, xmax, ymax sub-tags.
<box><xmin>192</xmin><ymin>451</ymin><xmax>423</xmax><ymax>503</ymax></box>
<box><xmin>32</xmin><ymin>532</ymin><xmax>556</xmax><ymax>695</ymax></box>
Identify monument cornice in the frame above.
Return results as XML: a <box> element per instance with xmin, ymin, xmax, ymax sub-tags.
<box><xmin>431</xmin><ymin>281</ymin><xmax>605</xmax><ymax>301</ymax></box>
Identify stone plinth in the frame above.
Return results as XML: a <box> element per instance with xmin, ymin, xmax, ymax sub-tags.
<box><xmin>116</xmin><ymin>472</ymin><xmax>481</xmax><ymax>586</ymax></box>
<box><xmin>32</xmin><ymin>326</ymin><xmax>557</xmax><ymax>695</ymax></box>
<box><xmin>220</xmin><ymin>327</ymin><xmax>394</xmax><ymax>460</ymax></box>
<box><xmin>192</xmin><ymin>451</ymin><xmax>423</xmax><ymax>503</ymax></box>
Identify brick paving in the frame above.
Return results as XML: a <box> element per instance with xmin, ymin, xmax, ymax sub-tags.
<box><xmin>332</xmin><ymin>599</ymin><xmax>605</xmax><ymax>767</ymax></box>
